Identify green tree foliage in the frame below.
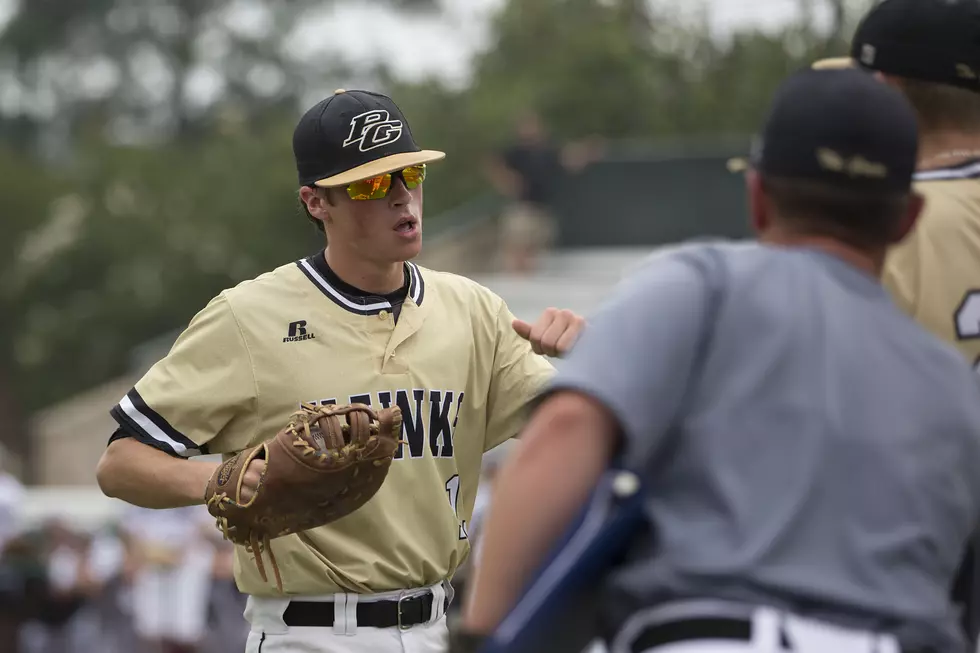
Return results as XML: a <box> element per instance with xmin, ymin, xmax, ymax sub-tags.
<box><xmin>0</xmin><ymin>0</ymin><xmax>868</xmax><ymax>420</ymax></box>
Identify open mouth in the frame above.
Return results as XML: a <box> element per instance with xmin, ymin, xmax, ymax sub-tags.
<box><xmin>395</xmin><ymin>217</ymin><xmax>418</xmax><ymax>233</ymax></box>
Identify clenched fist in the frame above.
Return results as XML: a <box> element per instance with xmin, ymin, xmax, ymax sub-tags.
<box><xmin>239</xmin><ymin>458</ymin><xmax>264</xmax><ymax>504</ymax></box>
<box><xmin>512</xmin><ymin>307</ymin><xmax>585</xmax><ymax>358</ymax></box>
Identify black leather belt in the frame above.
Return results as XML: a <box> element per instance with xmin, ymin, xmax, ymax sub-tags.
<box><xmin>282</xmin><ymin>591</ymin><xmax>440</xmax><ymax>629</ymax></box>
<box><xmin>629</xmin><ymin>616</ymin><xmax>752</xmax><ymax>652</ymax></box>
<box><xmin>627</xmin><ymin>615</ymin><xmax>937</xmax><ymax>653</ymax></box>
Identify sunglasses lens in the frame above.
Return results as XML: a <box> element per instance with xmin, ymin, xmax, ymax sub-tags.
<box><xmin>401</xmin><ymin>165</ymin><xmax>426</xmax><ymax>189</ymax></box>
<box><xmin>347</xmin><ymin>174</ymin><xmax>391</xmax><ymax>200</ymax></box>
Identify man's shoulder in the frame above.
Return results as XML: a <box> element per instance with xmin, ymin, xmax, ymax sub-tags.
<box><xmin>625</xmin><ymin>238</ymin><xmax>758</xmax><ymax>282</ymax></box>
<box><xmin>414</xmin><ymin>264</ymin><xmax>506</xmax><ymax>312</ymax></box>
<box><xmin>907</xmin><ymin>323</ymin><xmax>980</xmax><ymax>410</ymax></box>
<box><xmin>217</xmin><ymin>258</ymin><xmax>310</xmax><ymax>313</ymax></box>
<box><xmin>913</xmin><ymin>174</ymin><xmax>980</xmax><ymax>226</ymax></box>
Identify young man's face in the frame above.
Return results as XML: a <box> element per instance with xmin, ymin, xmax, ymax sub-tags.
<box><xmin>303</xmin><ymin>172</ymin><xmax>424</xmax><ymax>265</ymax></box>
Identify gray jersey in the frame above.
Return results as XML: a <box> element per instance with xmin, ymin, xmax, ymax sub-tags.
<box><xmin>547</xmin><ymin>240</ymin><xmax>980</xmax><ymax>652</ymax></box>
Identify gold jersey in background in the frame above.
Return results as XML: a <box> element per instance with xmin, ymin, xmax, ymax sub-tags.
<box><xmin>884</xmin><ymin>160</ymin><xmax>980</xmax><ymax>372</ymax></box>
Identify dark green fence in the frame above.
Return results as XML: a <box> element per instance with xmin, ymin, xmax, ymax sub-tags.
<box><xmin>423</xmin><ymin>137</ymin><xmax>755</xmax><ymax>251</ymax></box>
<box><xmin>550</xmin><ymin>138</ymin><xmax>754</xmax><ymax>248</ymax></box>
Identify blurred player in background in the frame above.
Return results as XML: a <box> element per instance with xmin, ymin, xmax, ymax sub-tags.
<box><xmin>814</xmin><ymin>0</ymin><xmax>980</xmax><ymax>640</ymax></box>
<box><xmin>814</xmin><ymin>0</ymin><xmax>980</xmax><ymax>371</ymax></box>
<box><xmin>122</xmin><ymin>505</ymin><xmax>216</xmax><ymax>653</ymax></box>
<box><xmin>456</xmin><ymin>68</ymin><xmax>980</xmax><ymax>653</ymax></box>
<box><xmin>486</xmin><ymin>111</ymin><xmax>602</xmax><ymax>274</ymax></box>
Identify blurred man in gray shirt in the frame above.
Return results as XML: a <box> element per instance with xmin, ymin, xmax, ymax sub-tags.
<box><xmin>455</xmin><ymin>68</ymin><xmax>980</xmax><ymax>653</ymax></box>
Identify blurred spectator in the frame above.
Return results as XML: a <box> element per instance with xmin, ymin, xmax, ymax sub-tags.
<box><xmin>0</xmin><ymin>459</ymin><xmax>25</xmax><ymax>552</ymax></box>
<box><xmin>121</xmin><ymin>505</ymin><xmax>218</xmax><ymax>653</ymax></box>
<box><xmin>486</xmin><ymin>111</ymin><xmax>603</xmax><ymax>274</ymax></box>
<box><xmin>19</xmin><ymin>519</ymin><xmax>93</xmax><ymax>653</ymax></box>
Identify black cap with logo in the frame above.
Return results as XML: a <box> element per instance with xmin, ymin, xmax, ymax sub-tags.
<box><xmin>292</xmin><ymin>89</ymin><xmax>446</xmax><ymax>188</ymax></box>
<box><xmin>746</xmin><ymin>67</ymin><xmax>919</xmax><ymax>193</ymax></box>
<box><xmin>812</xmin><ymin>0</ymin><xmax>980</xmax><ymax>93</ymax></box>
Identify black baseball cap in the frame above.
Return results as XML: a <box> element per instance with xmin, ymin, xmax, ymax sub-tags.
<box><xmin>293</xmin><ymin>89</ymin><xmax>445</xmax><ymax>188</ymax></box>
<box><xmin>732</xmin><ymin>67</ymin><xmax>919</xmax><ymax>193</ymax></box>
<box><xmin>812</xmin><ymin>0</ymin><xmax>980</xmax><ymax>93</ymax></box>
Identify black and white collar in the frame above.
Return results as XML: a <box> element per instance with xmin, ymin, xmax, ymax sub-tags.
<box><xmin>914</xmin><ymin>158</ymin><xmax>980</xmax><ymax>182</ymax></box>
<box><xmin>296</xmin><ymin>255</ymin><xmax>425</xmax><ymax>316</ymax></box>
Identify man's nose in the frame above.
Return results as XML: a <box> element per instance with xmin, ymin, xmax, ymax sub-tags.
<box><xmin>388</xmin><ymin>176</ymin><xmax>411</xmax><ymax>205</ymax></box>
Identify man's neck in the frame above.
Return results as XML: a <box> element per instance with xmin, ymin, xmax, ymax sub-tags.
<box><xmin>918</xmin><ymin>130</ymin><xmax>980</xmax><ymax>169</ymax></box>
<box><xmin>323</xmin><ymin>247</ymin><xmax>405</xmax><ymax>295</ymax></box>
<box><xmin>760</xmin><ymin>229</ymin><xmax>884</xmax><ymax>278</ymax></box>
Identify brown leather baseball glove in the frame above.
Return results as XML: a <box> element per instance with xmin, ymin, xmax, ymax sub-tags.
<box><xmin>204</xmin><ymin>402</ymin><xmax>401</xmax><ymax>593</ymax></box>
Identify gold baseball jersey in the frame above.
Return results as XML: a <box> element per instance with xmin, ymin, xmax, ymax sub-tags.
<box><xmin>882</xmin><ymin>161</ymin><xmax>980</xmax><ymax>372</ymax></box>
<box><xmin>109</xmin><ymin>252</ymin><xmax>555</xmax><ymax>596</ymax></box>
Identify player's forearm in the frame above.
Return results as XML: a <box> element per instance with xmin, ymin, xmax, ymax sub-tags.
<box><xmin>96</xmin><ymin>437</ymin><xmax>218</xmax><ymax>509</ymax></box>
<box><xmin>461</xmin><ymin>393</ymin><xmax>617</xmax><ymax>634</ymax></box>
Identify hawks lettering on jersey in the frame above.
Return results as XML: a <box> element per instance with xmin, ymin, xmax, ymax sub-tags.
<box><xmin>306</xmin><ymin>389</ymin><xmax>465</xmax><ymax>460</ymax></box>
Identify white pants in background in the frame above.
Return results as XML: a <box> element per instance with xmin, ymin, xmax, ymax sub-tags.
<box><xmin>244</xmin><ymin>582</ymin><xmax>450</xmax><ymax>653</ymax></box>
<box><xmin>610</xmin><ymin>601</ymin><xmax>902</xmax><ymax>653</ymax></box>
<box><xmin>131</xmin><ymin>545</ymin><xmax>215</xmax><ymax>644</ymax></box>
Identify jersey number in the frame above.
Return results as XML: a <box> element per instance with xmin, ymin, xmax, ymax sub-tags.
<box><xmin>954</xmin><ymin>290</ymin><xmax>980</xmax><ymax>372</ymax></box>
<box><xmin>445</xmin><ymin>475</ymin><xmax>469</xmax><ymax>540</ymax></box>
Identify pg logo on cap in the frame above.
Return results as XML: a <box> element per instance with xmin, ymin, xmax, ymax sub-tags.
<box><xmin>343</xmin><ymin>109</ymin><xmax>403</xmax><ymax>152</ymax></box>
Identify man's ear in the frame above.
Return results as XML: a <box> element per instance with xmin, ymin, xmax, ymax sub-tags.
<box><xmin>746</xmin><ymin>170</ymin><xmax>770</xmax><ymax>237</ymax></box>
<box><xmin>300</xmin><ymin>186</ymin><xmax>333</xmax><ymax>222</ymax></box>
<box><xmin>892</xmin><ymin>190</ymin><xmax>925</xmax><ymax>244</ymax></box>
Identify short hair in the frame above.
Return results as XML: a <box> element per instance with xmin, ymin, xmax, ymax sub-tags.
<box><xmin>760</xmin><ymin>175</ymin><xmax>910</xmax><ymax>248</ymax></box>
<box><xmin>891</xmin><ymin>77</ymin><xmax>980</xmax><ymax>132</ymax></box>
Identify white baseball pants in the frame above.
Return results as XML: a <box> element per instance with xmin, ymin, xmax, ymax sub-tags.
<box><xmin>243</xmin><ymin>582</ymin><xmax>450</xmax><ymax>653</ymax></box>
<box><xmin>609</xmin><ymin>601</ymin><xmax>903</xmax><ymax>653</ymax></box>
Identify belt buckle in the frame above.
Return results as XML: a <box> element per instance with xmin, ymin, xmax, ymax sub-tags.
<box><xmin>396</xmin><ymin>594</ymin><xmax>412</xmax><ymax>631</ymax></box>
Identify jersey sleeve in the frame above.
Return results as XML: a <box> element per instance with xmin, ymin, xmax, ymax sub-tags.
<box><xmin>542</xmin><ymin>251</ymin><xmax>711</xmax><ymax>466</ymax></box>
<box><xmin>109</xmin><ymin>293</ymin><xmax>258</xmax><ymax>458</ymax></box>
<box><xmin>483</xmin><ymin>300</ymin><xmax>556</xmax><ymax>452</ymax></box>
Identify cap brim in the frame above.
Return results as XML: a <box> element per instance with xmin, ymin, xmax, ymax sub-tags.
<box><xmin>811</xmin><ymin>57</ymin><xmax>856</xmax><ymax>70</ymax></box>
<box><xmin>313</xmin><ymin>150</ymin><xmax>447</xmax><ymax>187</ymax></box>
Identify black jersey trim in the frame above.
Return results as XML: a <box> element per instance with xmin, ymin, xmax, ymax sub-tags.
<box><xmin>296</xmin><ymin>257</ymin><xmax>425</xmax><ymax>314</ymax></box>
<box><xmin>109</xmin><ymin>388</ymin><xmax>204</xmax><ymax>457</ymax></box>
<box><xmin>915</xmin><ymin>158</ymin><xmax>980</xmax><ymax>182</ymax></box>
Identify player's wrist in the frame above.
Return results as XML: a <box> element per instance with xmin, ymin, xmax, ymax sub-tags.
<box><xmin>186</xmin><ymin>459</ymin><xmax>223</xmax><ymax>506</ymax></box>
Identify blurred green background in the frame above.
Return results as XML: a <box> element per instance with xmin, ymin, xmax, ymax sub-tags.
<box><xmin>0</xmin><ymin>0</ymin><xmax>873</xmax><ymax>470</ymax></box>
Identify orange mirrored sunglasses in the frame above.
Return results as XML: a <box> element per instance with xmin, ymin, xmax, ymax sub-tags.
<box><xmin>345</xmin><ymin>165</ymin><xmax>427</xmax><ymax>200</ymax></box>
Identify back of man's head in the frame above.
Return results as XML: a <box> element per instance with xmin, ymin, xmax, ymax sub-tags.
<box><xmin>813</xmin><ymin>0</ymin><xmax>980</xmax><ymax>133</ymax></box>
<box><xmin>746</xmin><ymin>67</ymin><xmax>921</xmax><ymax>250</ymax></box>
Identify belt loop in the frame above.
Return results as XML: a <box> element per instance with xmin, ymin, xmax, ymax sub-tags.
<box><xmin>428</xmin><ymin>583</ymin><xmax>447</xmax><ymax>624</ymax></box>
<box><xmin>752</xmin><ymin>606</ymin><xmax>781</xmax><ymax>653</ymax></box>
<box><xmin>345</xmin><ymin>593</ymin><xmax>358</xmax><ymax>636</ymax></box>
<box><xmin>443</xmin><ymin>579</ymin><xmax>455</xmax><ymax>609</ymax></box>
<box><xmin>875</xmin><ymin>632</ymin><xmax>900</xmax><ymax>653</ymax></box>
<box><xmin>332</xmin><ymin>593</ymin><xmax>348</xmax><ymax>636</ymax></box>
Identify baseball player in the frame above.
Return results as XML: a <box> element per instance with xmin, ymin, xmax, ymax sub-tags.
<box><xmin>813</xmin><ymin>0</ymin><xmax>980</xmax><ymax>371</ymax></box>
<box><xmin>454</xmin><ymin>68</ymin><xmax>980</xmax><ymax>653</ymax></box>
<box><xmin>95</xmin><ymin>88</ymin><xmax>585</xmax><ymax>653</ymax></box>
<box><xmin>811</xmin><ymin>0</ymin><xmax>980</xmax><ymax>639</ymax></box>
